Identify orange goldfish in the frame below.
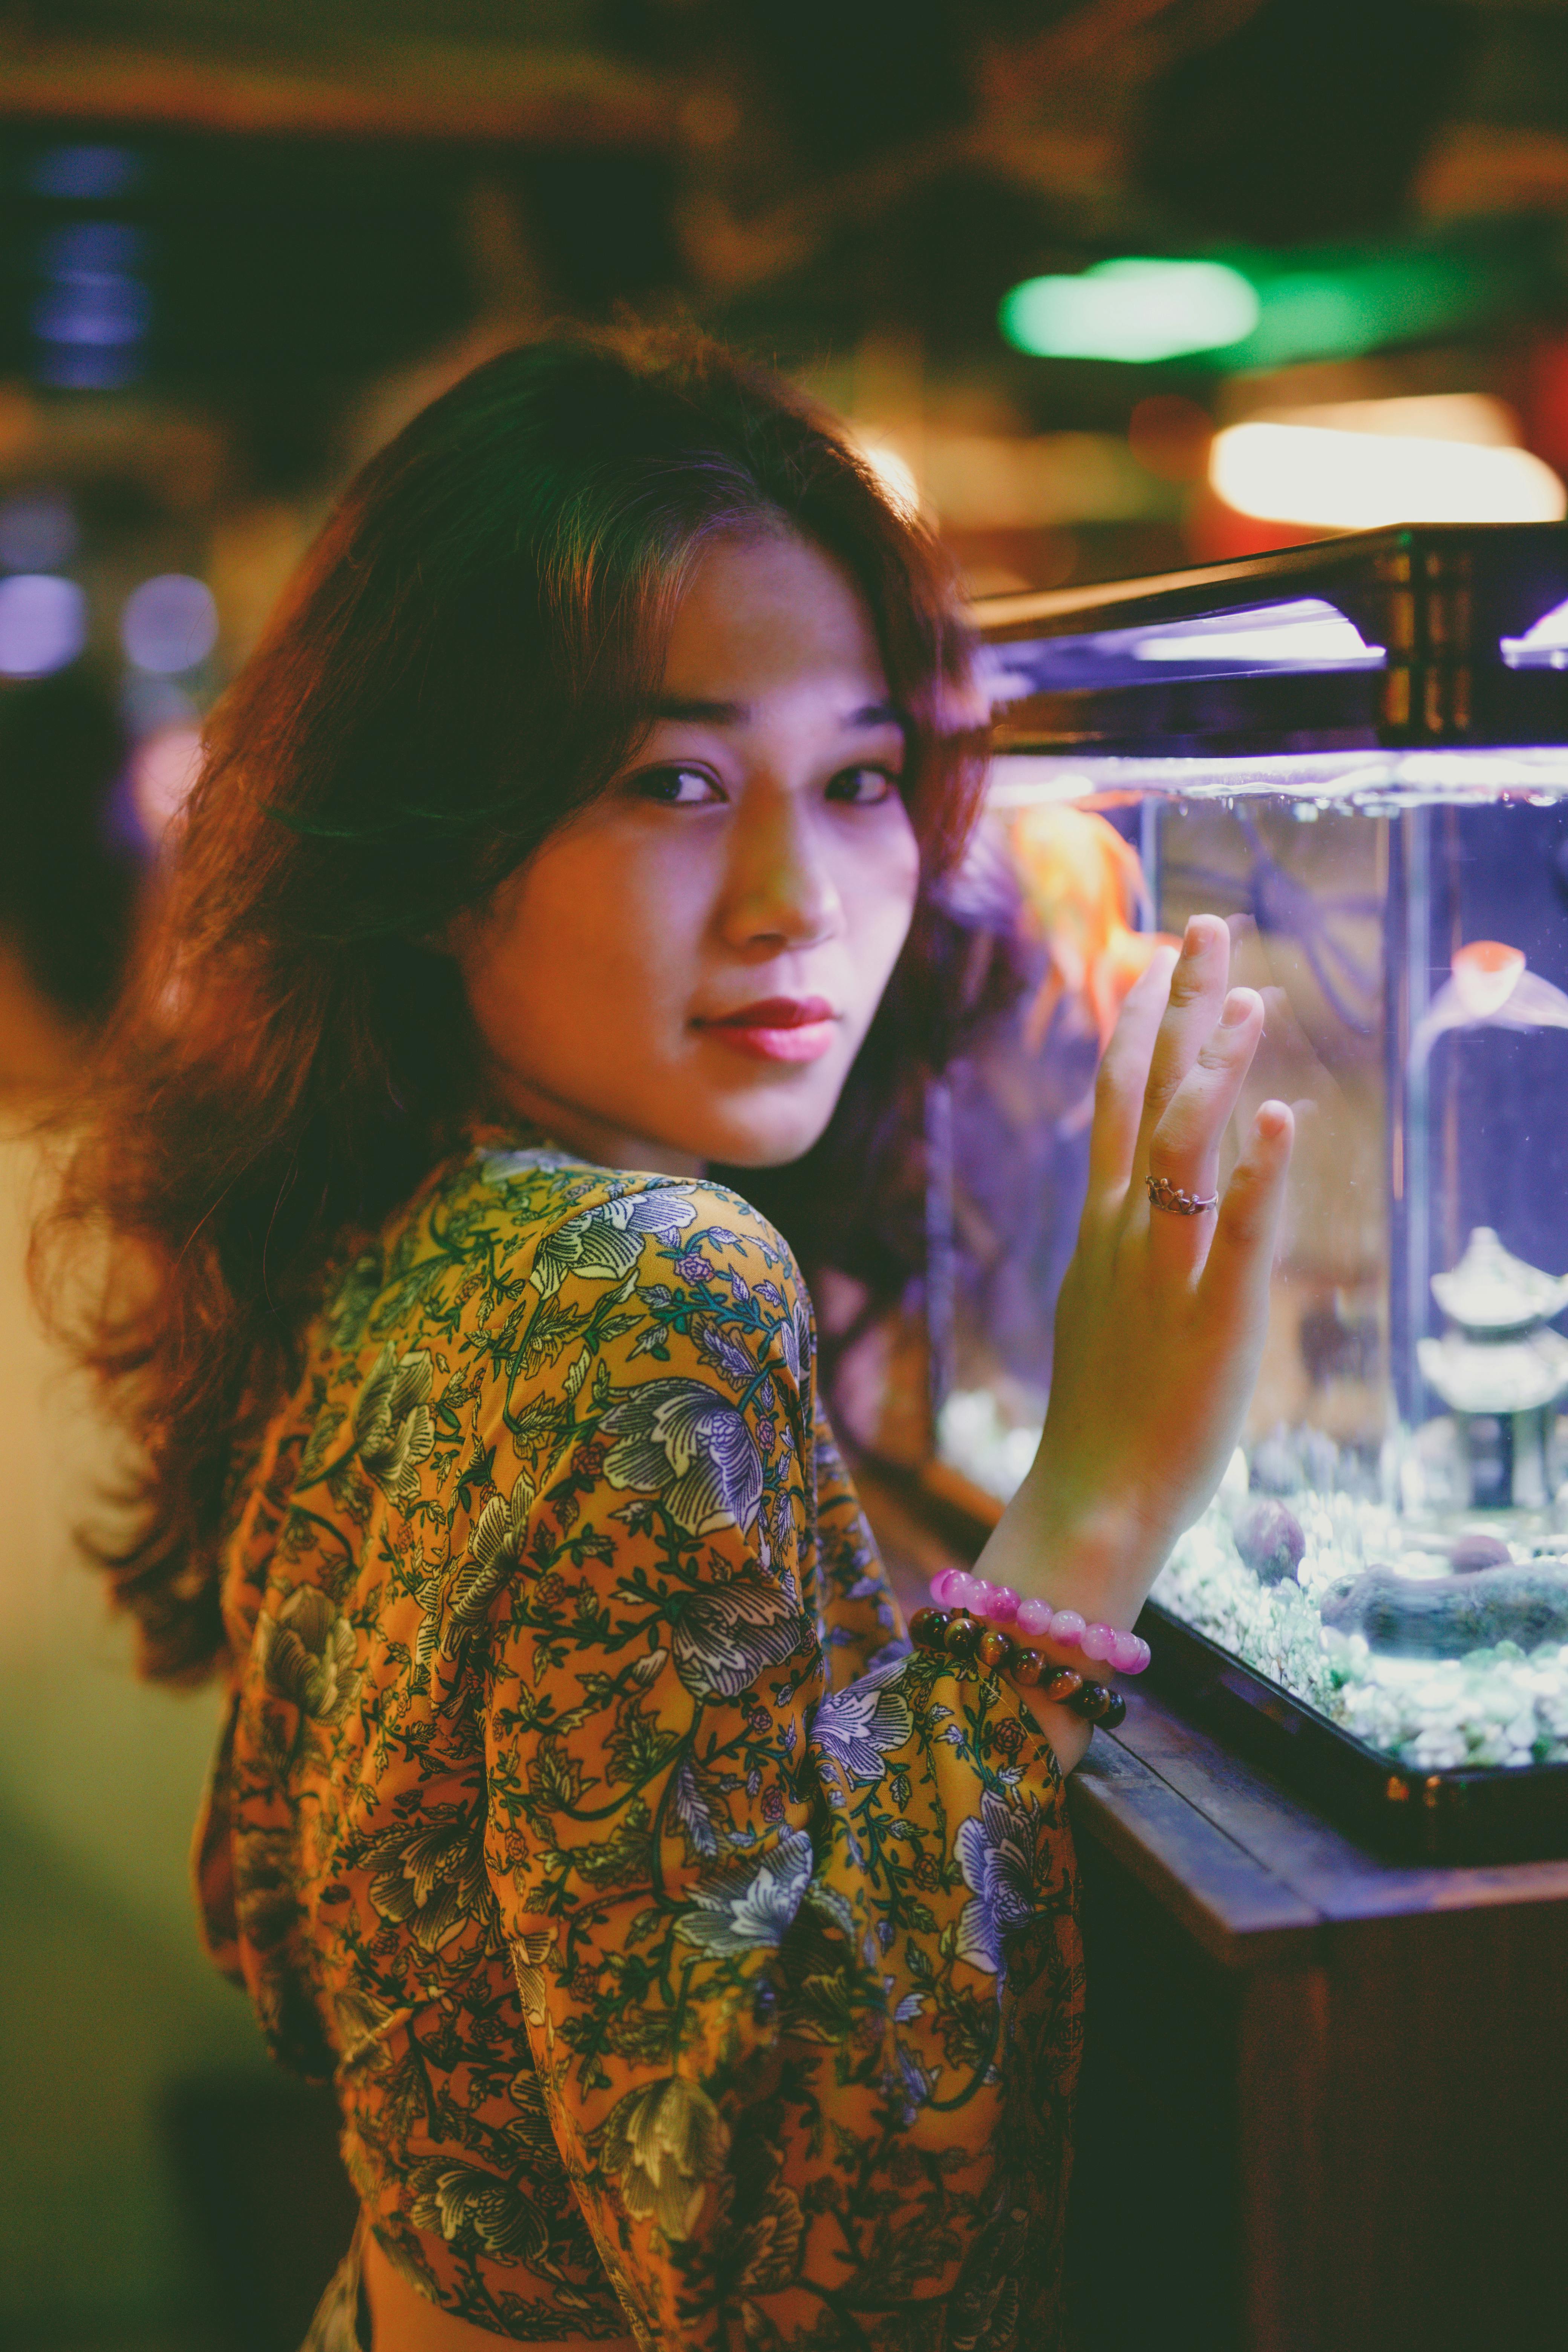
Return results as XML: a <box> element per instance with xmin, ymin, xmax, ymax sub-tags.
<box><xmin>1009</xmin><ymin>803</ymin><xmax>1178</xmax><ymax>1053</ymax></box>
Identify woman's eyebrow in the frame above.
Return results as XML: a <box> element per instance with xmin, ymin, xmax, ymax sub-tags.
<box><xmin>648</xmin><ymin>695</ymin><xmax>749</xmax><ymax>723</ymax></box>
<box><xmin>646</xmin><ymin>696</ymin><xmax>905</xmax><ymax>727</ymax></box>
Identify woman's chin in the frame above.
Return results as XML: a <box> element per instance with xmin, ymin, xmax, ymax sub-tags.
<box><xmin>689</xmin><ymin>1087</ymin><xmax>839</xmax><ymax>1171</ymax></box>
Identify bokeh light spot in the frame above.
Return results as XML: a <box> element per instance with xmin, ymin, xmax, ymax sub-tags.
<box><xmin>33</xmin><ymin>276</ymin><xmax>151</xmax><ymax>352</ymax></box>
<box><xmin>121</xmin><ymin>574</ymin><xmax>219</xmax><ymax>675</ymax></box>
<box><xmin>0</xmin><ymin>573</ymin><xmax>87</xmax><ymax>676</ymax></box>
<box><xmin>1211</xmin><ymin>422</ymin><xmax>1566</xmax><ymax>528</ymax></box>
<box><xmin>1000</xmin><ymin>259</ymin><xmax>1259</xmax><ymax>364</ymax></box>
<box><xmin>38</xmin><ymin>222</ymin><xmax>148</xmax><ymax>276</ymax></box>
<box><xmin>29</xmin><ymin>145</ymin><xmax>143</xmax><ymax>199</ymax></box>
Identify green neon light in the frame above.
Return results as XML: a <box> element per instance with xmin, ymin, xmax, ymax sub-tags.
<box><xmin>1001</xmin><ymin>234</ymin><xmax>1530</xmax><ymax>371</ymax></box>
<box><xmin>999</xmin><ymin>258</ymin><xmax>1260</xmax><ymax>363</ymax></box>
<box><xmin>1213</xmin><ymin>249</ymin><xmax>1484</xmax><ymax>370</ymax></box>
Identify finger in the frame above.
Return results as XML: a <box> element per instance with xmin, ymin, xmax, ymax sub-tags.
<box><xmin>1145</xmin><ymin>987</ymin><xmax>1266</xmax><ymax>1271</ymax></box>
<box><xmin>1085</xmin><ymin>941</ymin><xmax>1181</xmax><ymax>1205</ymax></box>
<box><xmin>1130</xmin><ymin>915</ymin><xmax>1232</xmax><ymax>1185</ymax></box>
<box><xmin>1199</xmin><ymin>1099</ymin><xmax>1295</xmax><ymax>1334</ymax></box>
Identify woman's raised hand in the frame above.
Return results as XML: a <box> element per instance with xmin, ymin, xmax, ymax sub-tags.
<box><xmin>987</xmin><ymin>913</ymin><xmax>1294</xmax><ymax>1632</ymax></box>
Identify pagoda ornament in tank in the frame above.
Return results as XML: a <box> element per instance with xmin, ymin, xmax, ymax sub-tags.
<box><xmin>1416</xmin><ymin>1227</ymin><xmax>1568</xmax><ymax>1511</ymax></box>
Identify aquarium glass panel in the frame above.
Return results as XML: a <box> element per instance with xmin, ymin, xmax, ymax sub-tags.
<box><xmin>935</xmin><ymin>746</ymin><xmax>1568</xmax><ymax>1775</ymax></box>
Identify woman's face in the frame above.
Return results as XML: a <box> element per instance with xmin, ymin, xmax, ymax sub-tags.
<box><xmin>452</xmin><ymin>528</ymin><xmax>923</xmax><ymax>1172</ymax></box>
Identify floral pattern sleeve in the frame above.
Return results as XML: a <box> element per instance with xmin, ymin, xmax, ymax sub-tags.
<box><xmin>476</xmin><ymin>1162</ymin><xmax>1083</xmax><ymax>2350</ymax></box>
<box><xmin>197</xmin><ymin>1143</ymin><xmax>1082</xmax><ymax>2352</ymax></box>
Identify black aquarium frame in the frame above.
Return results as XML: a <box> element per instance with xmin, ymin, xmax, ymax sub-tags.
<box><xmin>1141</xmin><ymin>1602</ymin><xmax>1568</xmax><ymax>1865</ymax></box>
<box><xmin>960</xmin><ymin>524</ymin><xmax>1568</xmax><ymax>1864</ymax></box>
<box><xmin>975</xmin><ymin>519</ymin><xmax>1568</xmax><ymax>755</ymax></box>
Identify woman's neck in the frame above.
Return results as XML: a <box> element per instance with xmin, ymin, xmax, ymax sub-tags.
<box><xmin>479</xmin><ymin>1069</ymin><xmax>702</xmax><ymax>1180</ymax></box>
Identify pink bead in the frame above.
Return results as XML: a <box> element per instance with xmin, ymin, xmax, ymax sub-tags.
<box><xmin>969</xmin><ymin>1579</ymin><xmax>998</xmax><ymax>1617</ymax></box>
<box><xmin>946</xmin><ymin>1572</ymin><xmax>982</xmax><ymax>1612</ymax></box>
<box><xmin>1015</xmin><ymin>1597</ymin><xmax>1054</xmax><ymax>1639</ymax></box>
<box><xmin>1080</xmin><ymin>1622</ymin><xmax>1116</xmax><ymax>1664</ymax></box>
<box><xmin>929</xmin><ymin>1570</ymin><xmax>962</xmax><ymax>1606</ymax></box>
<box><xmin>1049</xmin><ymin>1609</ymin><xmax>1087</xmax><ymax>1647</ymax></box>
<box><xmin>1111</xmin><ymin>1631</ymin><xmax>1152</xmax><ymax>1676</ymax></box>
<box><xmin>988</xmin><ymin>1585</ymin><xmax>1020</xmax><ymax>1625</ymax></box>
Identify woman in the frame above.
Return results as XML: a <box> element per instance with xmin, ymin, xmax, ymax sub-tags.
<box><xmin>49</xmin><ymin>331</ymin><xmax>1291</xmax><ymax>2352</ymax></box>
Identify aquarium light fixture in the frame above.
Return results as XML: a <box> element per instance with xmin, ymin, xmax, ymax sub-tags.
<box><xmin>1210</xmin><ymin>421</ymin><xmax>1565</xmax><ymax>529</ymax></box>
<box><xmin>1131</xmin><ymin>599</ymin><xmax>1383</xmax><ymax>668</ymax></box>
<box><xmin>999</xmin><ymin>258</ymin><xmax>1259</xmax><ymax>364</ymax></box>
<box><xmin>987</xmin><ymin>747</ymin><xmax>1568</xmax><ymax>806</ymax></box>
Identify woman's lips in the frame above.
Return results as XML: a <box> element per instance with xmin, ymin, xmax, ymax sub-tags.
<box><xmin>695</xmin><ymin>996</ymin><xmax>839</xmax><ymax>1064</ymax></box>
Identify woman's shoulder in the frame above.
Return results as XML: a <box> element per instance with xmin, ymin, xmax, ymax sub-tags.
<box><xmin>464</xmin><ymin>1140</ymin><xmax>802</xmax><ymax>1292</ymax></box>
<box><xmin>313</xmin><ymin>1137</ymin><xmax>811</xmax><ymax>1367</ymax></box>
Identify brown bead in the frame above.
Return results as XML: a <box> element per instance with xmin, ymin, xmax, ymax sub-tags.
<box><xmin>909</xmin><ymin>1607</ymin><xmax>949</xmax><ymax>1652</ymax></box>
<box><xmin>944</xmin><ymin>1614</ymin><xmax>979</xmax><ymax>1660</ymax></box>
<box><xmin>977</xmin><ymin>1628</ymin><xmax>1011</xmax><ymax>1671</ymax></box>
<box><xmin>1070</xmin><ymin>1680</ymin><xmax>1118</xmax><ymax>1720</ymax></box>
<box><xmin>1099</xmin><ymin>1689</ymin><xmax>1128</xmax><ymax>1730</ymax></box>
<box><xmin>1042</xmin><ymin>1669</ymin><xmax>1084</xmax><ymax>1704</ymax></box>
<box><xmin>1009</xmin><ymin>1648</ymin><xmax>1046</xmax><ymax>1686</ymax></box>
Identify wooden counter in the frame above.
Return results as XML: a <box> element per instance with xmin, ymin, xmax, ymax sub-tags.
<box><xmin>1064</xmin><ymin>1685</ymin><xmax>1568</xmax><ymax>2352</ymax></box>
<box><xmin>853</xmin><ymin>1464</ymin><xmax>1568</xmax><ymax>2351</ymax></box>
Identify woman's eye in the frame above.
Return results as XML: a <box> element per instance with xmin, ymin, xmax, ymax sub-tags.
<box><xmin>634</xmin><ymin>766</ymin><xmax>724</xmax><ymax>806</ymax></box>
<box><xmin>826</xmin><ymin>765</ymin><xmax>900</xmax><ymax>806</ymax></box>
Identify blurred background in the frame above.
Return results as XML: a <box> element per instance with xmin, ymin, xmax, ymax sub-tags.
<box><xmin>7</xmin><ymin>2</ymin><xmax>1568</xmax><ymax>2347</ymax></box>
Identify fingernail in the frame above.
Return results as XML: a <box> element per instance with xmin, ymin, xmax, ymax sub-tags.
<box><xmin>1182</xmin><ymin>916</ymin><xmax>1205</xmax><ymax>955</ymax></box>
<box><xmin>1220</xmin><ymin>988</ymin><xmax>1257</xmax><ymax>1027</ymax></box>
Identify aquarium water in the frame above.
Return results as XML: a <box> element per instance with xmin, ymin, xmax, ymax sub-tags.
<box><xmin>935</xmin><ymin>748</ymin><xmax>1568</xmax><ymax>1776</ymax></box>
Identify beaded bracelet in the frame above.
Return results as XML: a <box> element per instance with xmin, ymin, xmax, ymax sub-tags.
<box><xmin>929</xmin><ymin>1569</ymin><xmax>1151</xmax><ymax>1677</ymax></box>
<box><xmin>909</xmin><ymin>1606</ymin><xmax>1128</xmax><ymax>1729</ymax></box>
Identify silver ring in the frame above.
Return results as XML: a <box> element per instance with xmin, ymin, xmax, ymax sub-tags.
<box><xmin>1147</xmin><ymin>1174</ymin><xmax>1218</xmax><ymax>1217</ymax></box>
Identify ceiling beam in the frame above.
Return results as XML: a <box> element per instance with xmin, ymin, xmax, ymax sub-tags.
<box><xmin>0</xmin><ymin>32</ymin><xmax>673</xmax><ymax>144</ymax></box>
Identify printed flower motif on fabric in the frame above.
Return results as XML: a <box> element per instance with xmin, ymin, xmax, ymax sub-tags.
<box><xmin>957</xmin><ymin>1787</ymin><xmax>1060</xmax><ymax>1975</ymax></box>
<box><xmin>599</xmin><ymin>1377</ymin><xmax>763</xmax><ymax>1537</ymax></box>
<box><xmin>256</xmin><ymin>1586</ymin><xmax>361</xmax><ymax>1727</ymax></box>
<box><xmin>198</xmin><ymin>1144</ymin><xmax>1083</xmax><ymax>2351</ymax></box>
<box><xmin>808</xmin><ymin>1666</ymin><xmax>914</xmax><ymax>1787</ymax></box>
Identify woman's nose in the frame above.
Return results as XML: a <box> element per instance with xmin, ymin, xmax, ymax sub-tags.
<box><xmin>718</xmin><ymin>789</ymin><xmax>844</xmax><ymax>952</ymax></box>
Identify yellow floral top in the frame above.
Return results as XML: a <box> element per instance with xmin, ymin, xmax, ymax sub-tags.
<box><xmin>196</xmin><ymin>1139</ymin><xmax>1083</xmax><ymax>2351</ymax></box>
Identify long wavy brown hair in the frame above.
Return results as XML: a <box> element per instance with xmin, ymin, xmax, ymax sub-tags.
<box><xmin>42</xmin><ymin>325</ymin><xmax>1001</xmax><ymax>1686</ymax></box>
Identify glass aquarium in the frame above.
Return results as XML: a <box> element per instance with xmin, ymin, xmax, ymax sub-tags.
<box><xmin>933</xmin><ymin>525</ymin><xmax>1568</xmax><ymax>1856</ymax></box>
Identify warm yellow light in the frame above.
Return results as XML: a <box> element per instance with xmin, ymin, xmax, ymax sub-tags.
<box><xmin>1268</xmin><ymin>392</ymin><xmax>1518</xmax><ymax>446</ymax></box>
<box><xmin>845</xmin><ymin>426</ymin><xmax>1170</xmax><ymax>528</ymax></box>
<box><xmin>1211</xmin><ymin>419</ymin><xmax>1565</xmax><ymax>528</ymax></box>
<box><xmin>851</xmin><ymin>438</ymin><xmax>921</xmax><ymax>519</ymax></box>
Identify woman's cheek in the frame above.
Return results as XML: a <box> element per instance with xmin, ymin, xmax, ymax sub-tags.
<box><xmin>861</xmin><ymin>830</ymin><xmax>920</xmax><ymax>976</ymax></box>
